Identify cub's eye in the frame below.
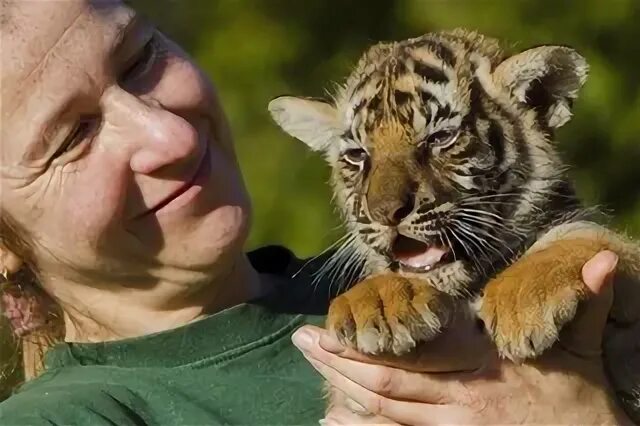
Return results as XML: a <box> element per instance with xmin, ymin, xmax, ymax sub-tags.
<box><xmin>343</xmin><ymin>148</ymin><xmax>368</xmax><ymax>165</ymax></box>
<box><xmin>425</xmin><ymin>130</ymin><xmax>460</xmax><ymax>149</ymax></box>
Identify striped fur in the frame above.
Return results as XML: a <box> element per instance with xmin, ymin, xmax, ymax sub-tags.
<box><xmin>270</xmin><ymin>29</ymin><xmax>640</xmax><ymax>421</ymax></box>
<box><xmin>270</xmin><ymin>29</ymin><xmax>589</xmax><ymax>291</ymax></box>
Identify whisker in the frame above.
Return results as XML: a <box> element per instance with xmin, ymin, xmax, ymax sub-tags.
<box><xmin>451</xmin><ymin>222</ymin><xmax>495</xmax><ymax>267</ymax></box>
<box><xmin>446</xmin><ymin>227</ymin><xmax>486</xmax><ymax>277</ymax></box>
<box><xmin>460</xmin><ymin>193</ymin><xmax>521</xmax><ymax>201</ymax></box>
<box><xmin>293</xmin><ymin>232</ymin><xmax>353</xmax><ymax>279</ymax></box>
<box><xmin>454</xmin><ymin>207</ymin><xmax>506</xmax><ymax>223</ymax></box>
<box><xmin>451</xmin><ymin>219</ymin><xmax>515</xmax><ymax>263</ymax></box>
<box><xmin>440</xmin><ymin>231</ymin><xmax>457</xmax><ymax>262</ymax></box>
<box><xmin>310</xmin><ymin>233</ymin><xmax>357</xmax><ymax>290</ymax></box>
<box><xmin>453</xmin><ymin>212</ymin><xmax>527</xmax><ymax>239</ymax></box>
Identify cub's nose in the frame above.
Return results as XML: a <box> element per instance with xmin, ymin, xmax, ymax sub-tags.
<box><xmin>368</xmin><ymin>192</ymin><xmax>415</xmax><ymax>226</ymax></box>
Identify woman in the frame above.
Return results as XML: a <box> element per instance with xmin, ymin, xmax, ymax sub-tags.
<box><xmin>0</xmin><ymin>0</ymin><xmax>633</xmax><ymax>424</ymax></box>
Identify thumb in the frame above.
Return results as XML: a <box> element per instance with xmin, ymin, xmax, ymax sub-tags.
<box><xmin>558</xmin><ymin>250</ymin><xmax>618</xmax><ymax>357</ymax></box>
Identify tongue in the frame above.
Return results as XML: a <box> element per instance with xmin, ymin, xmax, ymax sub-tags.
<box><xmin>391</xmin><ymin>235</ymin><xmax>449</xmax><ymax>269</ymax></box>
<box><xmin>397</xmin><ymin>246</ymin><xmax>448</xmax><ymax>268</ymax></box>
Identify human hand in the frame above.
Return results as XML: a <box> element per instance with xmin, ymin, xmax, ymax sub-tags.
<box><xmin>293</xmin><ymin>251</ymin><xmax>633</xmax><ymax>425</ymax></box>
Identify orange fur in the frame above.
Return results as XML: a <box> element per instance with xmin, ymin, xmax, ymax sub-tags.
<box><xmin>327</xmin><ymin>274</ymin><xmax>453</xmax><ymax>355</ymax></box>
<box><xmin>479</xmin><ymin>238</ymin><xmax>608</xmax><ymax>361</ymax></box>
<box><xmin>327</xmin><ymin>235</ymin><xmax>640</xmax><ymax>363</ymax></box>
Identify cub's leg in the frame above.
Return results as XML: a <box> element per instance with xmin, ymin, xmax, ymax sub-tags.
<box><xmin>326</xmin><ymin>273</ymin><xmax>455</xmax><ymax>355</ymax></box>
<box><xmin>479</xmin><ymin>237</ymin><xmax>617</xmax><ymax>362</ymax></box>
<box><xmin>531</xmin><ymin>221</ymin><xmax>640</xmax><ymax>326</ymax></box>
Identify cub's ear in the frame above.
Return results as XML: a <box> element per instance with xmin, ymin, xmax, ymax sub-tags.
<box><xmin>493</xmin><ymin>46</ymin><xmax>588</xmax><ymax>128</ymax></box>
<box><xmin>268</xmin><ymin>96</ymin><xmax>341</xmax><ymax>152</ymax></box>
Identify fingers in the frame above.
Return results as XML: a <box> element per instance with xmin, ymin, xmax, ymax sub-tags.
<box><xmin>292</xmin><ymin>326</ymin><xmax>468</xmax><ymax>403</ymax></box>
<box><xmin>581</xmin><ymin>250</ymin><xmax>618</xmax><ymax>295</ymax></box>
<box><xmin>318</xmin><ymin>304</ymin><xmax>492</xmax><ymax>374</ymax></box>
<box><xmin>303</xmin><ymin>353</ymin><xmax>472</xmax><ymax>425</ymax></box>
<box><xmin>559</xmin><ymin>250</ymin><xmax>617</xmax><ymax>357</ymax></box>
<box><xmin>323</xmin><ymin>405</ymin><xmax>399</xmax><ymax>425</ymax></box>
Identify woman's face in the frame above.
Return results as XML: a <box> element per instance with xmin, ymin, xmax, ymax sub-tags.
<box><xmin>1</xmin><ymin>0</ymin><xmax>252</xmax><ymax>288</ymax></box>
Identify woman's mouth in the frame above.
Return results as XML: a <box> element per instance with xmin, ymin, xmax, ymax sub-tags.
<box><xmin>136</xmin><ymin>143</ymin><xmax>211</xmax><ymax>218</ymax></box>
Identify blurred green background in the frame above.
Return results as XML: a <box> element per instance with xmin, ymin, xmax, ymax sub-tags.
<box><xmin>133</xmin><ymin>0</ymin><xmax>640</xmax><ymax>258</ymax></box>
<box><xmin>1</xmin><ymin>0</ymin><xmax>639</xmax><ymax>401</ymax></box>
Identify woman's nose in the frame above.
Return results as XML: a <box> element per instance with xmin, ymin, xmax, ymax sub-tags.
<box><xmin>102</xmin><ymin>87</ymin><xmax>201</xmax><ymax>178</ymax></box>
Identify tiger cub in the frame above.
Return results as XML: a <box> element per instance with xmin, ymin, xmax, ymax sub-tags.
<box><xmin>269</xmin><ymin>29</ymin><xmax>640</xmax><ymax>417</ymax></box>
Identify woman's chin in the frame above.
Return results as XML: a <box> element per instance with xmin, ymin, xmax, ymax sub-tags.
<box><xmin>159</xmin><ymin>204</ymin><xmax>251</xmax><ymax>272</ymax></box>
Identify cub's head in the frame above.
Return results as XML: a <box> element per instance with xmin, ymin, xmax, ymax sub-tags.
<box><xmin>269</xmin><ymin>29</ymin><xmax>588</xmax><ymax>280</ymax></box>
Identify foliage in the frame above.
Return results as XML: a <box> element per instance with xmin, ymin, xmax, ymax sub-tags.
<box><xmin>135</xmin><ymin>0</ymin><xmax>640</xmax><ymax>258</ymax></box>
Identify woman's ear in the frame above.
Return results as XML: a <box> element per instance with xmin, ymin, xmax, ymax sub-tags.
<box><xmin>0</xmin><ymin>244</ymin><xmax>24</xmax><ymax>278</ymax></box>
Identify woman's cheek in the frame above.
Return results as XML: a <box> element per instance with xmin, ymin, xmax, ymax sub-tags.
<box><xmin>59</xmin><ymin>158</ymin><xmax>130</xmax><ymax>240</ymax></box>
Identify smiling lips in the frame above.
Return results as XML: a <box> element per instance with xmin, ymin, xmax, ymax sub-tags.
<box><xmin>391</xmin><ymin>235</ymin><xmax>450</xmax><ymax>272</ymax></box>
<box><xmin>137</xmin><ymin>143</ymin><xmax>210</xmax><ymax>218</ymax></box>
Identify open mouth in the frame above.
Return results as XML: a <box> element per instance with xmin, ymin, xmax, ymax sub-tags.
<box><xmin>391</xmin><ymin>235</ymin><xmax>451</xmax><ymax>273</ymax></box>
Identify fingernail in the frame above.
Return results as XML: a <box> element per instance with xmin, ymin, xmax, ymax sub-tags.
<box><xmin>292</xmin><ymin>328</ymin><xmax>315</xmax><ymax>352</ymax></box>
<box><xmin>584</xmin><ymin>251</ymin><xmax>619</xmax><ymax>293</ymax></box>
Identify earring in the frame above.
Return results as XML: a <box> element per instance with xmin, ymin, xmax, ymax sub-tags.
<box><xmin>0</xmin><ymin>268</ymin><xmax>9</xmax><ymax>282</ymax></box>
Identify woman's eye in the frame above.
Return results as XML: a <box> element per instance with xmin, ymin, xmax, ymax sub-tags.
<box><xmin>120</xmin><ymin>36</ymin><xmax>156</xmax><ymax>82</ymax></box>
<box><xmin>425</xmin><ymin>130</ymin><xmax>460</xmax><ymax>149</ymax></box>
<box><xmin>52</xmin><ymin>117</ymin><xmax>99</xmax><ymax>159</ymax></box>
<box><xmin>343</xmin><ymin>148</ymin><xmax>368</xmax><ymax>165</ymax></box>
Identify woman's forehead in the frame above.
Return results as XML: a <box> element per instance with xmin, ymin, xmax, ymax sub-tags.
<box><xmin>1</xmin><ymin>0</ymin><xmax>135</xmax><ymax>162</ymax></box>
<box><xmin>1</xmin><ymin>0</ymin><xmax>133</xmax><ymax>107</ymax></box>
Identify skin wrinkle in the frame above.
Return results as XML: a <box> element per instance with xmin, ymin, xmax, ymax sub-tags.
<box><xmin>23</xmin><ymin>52</ymin><xmax>110</xmax><ymax>166</ymax></box>
<box><xmin>8</xmin><ymin>8</ymin><xmax>138</xmax><ymax>167</ymax></box>
<box><xmin>0</xmin><ymin>0</ymin><xmax>261</xmax><ymax>345</ymax></box>
<box><xmin>4</xmin><ymin>5</ymin><xmax>87</xmax><ymax>121</ymax></box>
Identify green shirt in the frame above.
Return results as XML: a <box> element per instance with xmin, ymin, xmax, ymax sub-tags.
<box><xmin>0</xmin><ymin>246</ymin><xmax>338</xmax><ymax>425</ymax></box>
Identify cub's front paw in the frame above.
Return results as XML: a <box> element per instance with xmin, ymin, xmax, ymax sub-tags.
<box><xmin>326</xmin><ymin>274</ymin><xmax>454</xmax><ymax>355</ymax></box>
<box><xmin>478</xmin><ymin>239</ymin><xmax>602</xmax><ymax>362</ymax></box>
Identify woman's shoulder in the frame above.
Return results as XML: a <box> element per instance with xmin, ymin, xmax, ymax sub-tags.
<box><xmin>0</xmin><ymin>370</ymin><xmax>148</xmax><ymax>425</ymax></box>
<box><xmin>248</xmin><ymin>245</ymin><xmax>354</xmax><ymax>316</ymax></box>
